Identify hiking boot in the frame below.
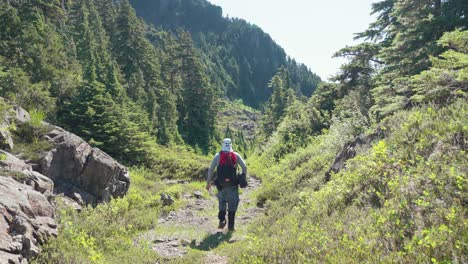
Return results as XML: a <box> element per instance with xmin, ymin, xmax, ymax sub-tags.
<box><xmin>218</xmin><ymin>220</ymin><xmax>226</xmax><ymax>229</ymax></box>
<box><xmin>218</xmin><ymin>211</ymin><xmax>226</xmax><ymax>229</ymax></box>
<box><xmin>228</xmin><ymin>211</ymin><xmax>236</xmax><ymax>231</ymax></box>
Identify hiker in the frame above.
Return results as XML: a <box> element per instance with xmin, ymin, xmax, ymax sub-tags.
<box><xmin>206</xmin><ymin>138</ymin><xmax>247</xmax><ymax>231</ymax></box>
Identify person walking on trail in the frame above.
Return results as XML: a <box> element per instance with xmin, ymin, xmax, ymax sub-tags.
<box><xmin>206</xmin><ymin>138</ymin><xmax>247</xmax><ymax>232</ymax></box>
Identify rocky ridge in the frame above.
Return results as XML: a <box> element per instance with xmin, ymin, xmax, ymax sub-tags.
<box><xmin>0</xmin><ymin>104</ymin><xmax>130</xmax><ymax>263</ymax></box>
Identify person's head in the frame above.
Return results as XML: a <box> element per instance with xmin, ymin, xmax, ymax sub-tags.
<box><xmin>221</xmin><ymin>138</ymin><xmax>233</xmax><ymax>152</ymax></box>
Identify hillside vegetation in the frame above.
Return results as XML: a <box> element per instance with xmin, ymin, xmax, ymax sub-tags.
<box><xmin>1</xmin><ymin>0</ymin><xmax>466</xmax><ymax>263</ymax></box>
<box><xmin>234</xmin><ymin>1</ymin><xmax>467</xmax><ymax>262</ymax></box>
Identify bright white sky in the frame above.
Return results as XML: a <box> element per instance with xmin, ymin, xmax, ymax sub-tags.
<box><xmin>208</xmin><ymin>0</ymin><xmax>377</xmax><ymax>80</ymax></box>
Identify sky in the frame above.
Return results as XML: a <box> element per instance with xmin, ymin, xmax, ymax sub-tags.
<box><xmin>208</xmin><ymin>0</ymin><xmax>377</xmax><ymax>80</ymax></box>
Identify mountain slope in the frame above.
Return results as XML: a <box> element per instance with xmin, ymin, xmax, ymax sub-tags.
<box><xmin>130</xmin><ymin>0</ymin><xmax>321</xmax><ymax>107</ymax></box>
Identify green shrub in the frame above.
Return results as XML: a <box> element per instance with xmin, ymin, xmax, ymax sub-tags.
<box><xmin>231</xmin><ymin>99</ymin><xmax>467</xmax><ymax>263</ymax></box>
<box><xmin>145</xmin><ymin>145</ymin><xmax>210</xmax><ymax>181</ymax></box>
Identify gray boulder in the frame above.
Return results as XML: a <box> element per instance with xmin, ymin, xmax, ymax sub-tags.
<box><xmin>0</xmin><ymin>175</ymin><xmax>57</xmax><ymax>263</ymax></box>
<box><xmin>161</xmin><ymin>193</ymin><xmax>174</xmax><ymax>206</ymax></box>
<box><xmin>0</xmin><ymin>150</ymin><xmax>32</xmax><ymax>171</ymax></box>
<box><xmin>0</xmin><ymin>124</ymin><xmax>14</xmax><ymax>151</ymax></box>
<box><xmin>41</xmin><ymin>130</ymin><xmax>130</xmax><ymax>203</ymax></box>
<box><xmin>193</xmin><ymin>191</ymin><xmax>203</xmax><ymax>199</ymax></box>
<box><xmin>13</xmin><ymin>106</ymin><xmax>30</xmax><ymax>124</ymax></box>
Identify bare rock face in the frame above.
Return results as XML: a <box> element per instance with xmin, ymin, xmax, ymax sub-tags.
<box><xmin>325</xmin><ymin>128</ymin><xmax>385</xmax><ymax>182</ymax></box>
<box><xmin>12</xmin><ymin>106</ymin><xmax>30</xmax><ymax>124</ymax></box>
<box><xmin>0</xmin><ymin>124</ymin><xmax>14</xmax><ymax>151</ymax></box>
<box><xmin>41</xmin><ymin>130</ymin><xmax>130</xmax><ymax>204</ymax></box>
<box><xmin>0</xmin><ymin>151</ymin><xmax>32</xmax><ymax>172</ymax></box>
<box><xmin>0</xmin><ymin>174</ymin><xmax>56</xmax><ymax>263</ymax></box>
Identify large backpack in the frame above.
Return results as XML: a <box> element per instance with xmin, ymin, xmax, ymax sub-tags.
<box><xmin>215</xmin><ymin>151</ymin><xmax>237</xmax><ymax>187</ymax></box>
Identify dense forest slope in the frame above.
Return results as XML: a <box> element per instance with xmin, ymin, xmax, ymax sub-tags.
<box><xmin>129</xmin><ymin>0</ymin><xmax>321</xmax><ymax>107</ymax></box>
<box><xmin>0</xmin><ymin>0</ymin><xmax>319</xmax><ymax>156</ymax></box>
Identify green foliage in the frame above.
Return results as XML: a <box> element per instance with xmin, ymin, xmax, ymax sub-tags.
<box><xmin>3</xmin><ymin>0</ymin><xmax>467</xmax><ymax>262</ymax></box>
<box><xmin>250</xmin><ymin>116</ymin><xmax>357</xmax><ymax>205</ymax></box>
<box><xmin>145</xmin><ymin>145</ymin><xmax>211</xmax><ymax>181</ymax></box>
<box><xmin>0</xmin><ymin>0</ymin><xmax>232</xmax><ymax>164</ymax></box>
<box><xmin>410</xmin><ymin>29</ymin><xmax>468</xmax><ymax>104</ymax></box>
<box><xmin>363</xmin><ymin>0</ymin><xmax>468</xmax><ymax>119</ymax></box>
<box><xmin>176</xmin><ymin>31</ymin><xmax>218</xmax><ymax>153</ymax></box>
<box><xmin>215</xmin><ymin>99</ymin><xmax>259</xmax><ymax>155</ymax></box>
<box><xmin>29</xmin><ymin>109</ymin><xmax>45</xmax><ymax>128</ymax></box>
<box><xmin>260</xmin><ymin>68</ymin><xmax>297</xmax><ymax>138</ymax></box>
<box><xmin>234</xmin><ymin>99</ymin><xmax>467</xmax><ymax>263</ymax></box>
<box><xmin>0</xmin><ymin>57</ymin><xmax>55</xmax><ymax>113</ymax></box>
<box><xmin>0</xmin><ymin>98</ymin><xmax>11</xmax><ymax>120</ymax></box>
<box><xmin>0</xmin><ymin>1</ymin><xmax>79</xmax><ymax>115</ymax></box>
<box><xmin>12</xmin><ymin>138</ymin><xmax>53</xmax><ymax>162</ymax></box>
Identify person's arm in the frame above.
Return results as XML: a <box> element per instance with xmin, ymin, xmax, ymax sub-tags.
<box><xmin>235</xmin><ymin>152</ymin><xmax>247</xmax><ymax>175</ymax></box>
<box><xmin>206</xmin><ymin>153</ymin><xmax>219</xmax><ymax>190</ymax></box>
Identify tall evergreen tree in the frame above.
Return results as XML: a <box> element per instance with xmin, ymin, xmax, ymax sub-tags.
<box><xmin>112</xmin><ymin>0</ymin><xmax>180</xmax><ymax>145</ymax></box>
<box><xmin>356</xmin><ymin>0</ymin><xmax>468</xmax><ymax>118</ymax></box>
<box><xmin>261</xmin><ymin>68</ymin><xmax>296</xmax><ymax>137</ymax></box>
<box><xmin>177</xmin><ymin>30</ymin><xmax>217</xmax><ymax>152</ymax></box>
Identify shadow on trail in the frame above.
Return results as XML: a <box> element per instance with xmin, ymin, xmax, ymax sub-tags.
<box><xmin>190</xmin><ymin>231</ymin><xmax>233</xmax><ymax>251</ymax></box>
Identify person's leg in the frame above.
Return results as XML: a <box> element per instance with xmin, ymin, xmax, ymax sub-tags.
<box><xmin>226</xmin><ymin>187</ymin><xmax>239</xmax><ymax>231</ymax></box>
<box><xmin>228</xmin><ymin>211</ymin><xmax>236</xmax><ymax>231</ymax></box>
<box><xmin>217</xmin><ymin>189</ymin><xmax>227</xmax><ymax>228</ymax></box>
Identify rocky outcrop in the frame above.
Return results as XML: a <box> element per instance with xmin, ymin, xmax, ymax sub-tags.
<box><xmin>0</xmin><ymin>103</ymin><xmax>130</xmax><ymax>204</ymax></box>
<box><xmin>0</xmin><ymin>125</ymin><xmax>14</xmax><ymax>151</ymax></box>
<box><xmin>0</xmin><ymin>104</ymin><xmax>57</xmax><ymax>263</ymax></box>
<box><xmin>0</xmin><ymin>105</ymin><xmax>31</xmax><ymax>152</ymax></box>
<box><xmin>40</xmin><ymin>129</ymin><xmax>130</xmax><ymax>204</ymax></box>
<box><xmin>0</xmin><ymin>102</ymin><xmax>130</xmax><ymax>262</ymax></box>
<box><xmin>0</xmin><ymin>101</ymin><xmax>130</xmax><ymax>264</ymax></box>
<box><xmin>0</xmin><ymin>171</ymin><xmax>56</xmax><ymax>263</ymax></box>
<box><xmin>325</xmin><ymin>129</ymin><xmax>385</xmax><ymax>182</ymax></box>
<box><xmin>218</xmin><ymin>104</ymin><xmax>260</xmax><ymax>141</ymax></box>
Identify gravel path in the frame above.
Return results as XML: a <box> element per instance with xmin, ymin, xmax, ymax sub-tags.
<box><xmin>138</xmin><ymin>177</ymin><xmax>263</xmax><ymax>263</ymax></box>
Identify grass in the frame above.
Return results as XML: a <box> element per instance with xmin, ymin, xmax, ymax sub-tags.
<box><xmin>0</xmin><ymin>168</ymin><xmax>29</xmax><ymax>180</ymax></box>
<box><xmin>145</xmin><ymin>145</ymin><xmax>211</xmax><ymax>181</ymax></box>
<box><xmin>152</xmin><ymin>223</ymin><xmax>210</xmax><ymax>241</ymax></box>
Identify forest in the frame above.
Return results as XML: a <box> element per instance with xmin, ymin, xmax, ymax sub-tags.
<box><xmin>0</xmin><ymin>0</ymin><xmax>466</xmax><ymax>263</ymax></box>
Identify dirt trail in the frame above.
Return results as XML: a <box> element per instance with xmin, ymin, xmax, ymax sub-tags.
<box><xmin>139</xmin><ymin>177</ymin><xmax>263</xmax><ymax>263</ymax></box>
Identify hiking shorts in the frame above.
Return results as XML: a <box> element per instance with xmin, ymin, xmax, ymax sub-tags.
<box><xmin>217</xmin><ymin>186</ymin><xmax>239</xmax><ymax>212</ymax></box>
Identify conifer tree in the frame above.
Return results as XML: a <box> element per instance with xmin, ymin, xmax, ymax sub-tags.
<box><xmin>177</xmin><ymin>30</ymin><xmax>217</xmax><ymax>152</ymax></box>
<box><xmin>261</xmin><ymin>68</ymin><xmax>296</xmax><ymax>137</ymax></box>
<box><xmin>356</xmin><ymin>0</ymin><xmax>467</xmax><ymax>118</ymax></box>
